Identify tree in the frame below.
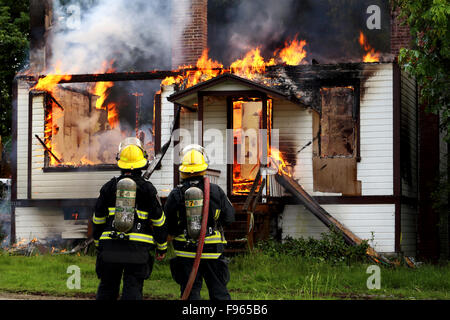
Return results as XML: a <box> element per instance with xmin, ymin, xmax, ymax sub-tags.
<box><xmin>393</xmin><ymin>0</ymin><xmax>449</xmax><ymax>141</ymax></box>
<box><xmin>0</xmin><ymin>0</ymin><xmax>29</xmax><ymax>139</ymax></box>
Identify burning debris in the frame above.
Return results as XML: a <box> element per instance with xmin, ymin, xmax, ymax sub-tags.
<box><xmin>2</xmin><ymin>237</ymin><xmax>93</xmax><ymax>257</ymax></box>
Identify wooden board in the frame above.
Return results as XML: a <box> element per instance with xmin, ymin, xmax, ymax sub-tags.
<box><xmin>313</xmin><ymin>157</ymin><xmax>361</xmax><ymax>196</ymax></box>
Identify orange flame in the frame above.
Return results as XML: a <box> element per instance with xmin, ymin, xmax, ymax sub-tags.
<box><xmin>162</xmin><ymin>36</ymin><xmax>308</xmax><ymax>88</ymax></box>
<box><xmin>275</xmin><ymin>35</ymin><xmax>307</xmax><ymax>65</ymax></box>
<box><xmin>162</xmin><ymin>49</ymin><xmax>224</xmax><ymax>88</ymax></box>
<box><xmin>359</xmin><ymin>31</ymin><xmax>380</xmax><ymax>63</ymax></box>
<box><xmin>33</xmin><ymin>62</ymin><xmax>72</xmax><ymax>93</ymax></box>
<box><xmin>230</xmin><ymin>48</ymin><xmax>275</xmax><ymax>80</ymax></box>
<box><xmin>269</xmin><ymin>148</ymin><xmax>291</xmax><ymax>177</ymax></box>
<box><xmin>90</xmin><ymin>60</ymin><xmax>119</xmax><ymax>129</ymax></box>
<box><xmin>93</xmin><ymin>81</ymin><xmax>114</xmax><ymax>110</ymax></box>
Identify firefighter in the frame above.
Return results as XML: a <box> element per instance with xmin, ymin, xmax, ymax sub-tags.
<box><xmin>164</xmin><ymin>144</ymin><xmax>235</xmax><ymax>300</ymax></box>
<box><xmin>92</xmin><ymin>137</ymin><xmax>168</xmax><ymax>300</ymax></box>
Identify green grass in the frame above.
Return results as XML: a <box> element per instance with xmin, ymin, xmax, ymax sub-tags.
<box><xmin>0</xmin><ymin>250</ymin><xmax>449</xmax><ymax>300</ymax></box>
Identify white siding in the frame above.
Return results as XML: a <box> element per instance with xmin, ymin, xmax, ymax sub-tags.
<box><xmin>15</xmin><ymin>207</ymin><xmax>88</xmax><ymax>242</ymax></box>
<box><xmin>278</xmin><ymin>64</ymin><xmax>396</xmax><ymax>253</ymax></box>
<box><xmin>272</xmin><ymin>64</ymin><xmax>394</xmax><ymax>197</ymax></box>
<box><xmin>272</xmin><ymin>102</ymin><xmax>320</xmax><ymax>195</ymax></box>
<box><xmin>359</xmin><ymin>63</ymin><xmax>394</xmax><ymax>196</ymax></box>
<box><xmin>281</xmin><ymin>204</ymin><xmax>396</xmax><ymax>253</ymax></box>
<box><xmin>203</xmin><ymin>98</ymin><xmax>227</xmax><ymax>193</ymax></box>
<box><xmin>16</xmin><ymin>81</ymin><xmax>30</xmax><ymax>199</ymax></box>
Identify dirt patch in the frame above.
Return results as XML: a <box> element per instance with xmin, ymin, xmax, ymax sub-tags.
<box><xmin>0</xmin><ymin>291</ymin><xmax>94</xmax><ymax>300</ymax></box>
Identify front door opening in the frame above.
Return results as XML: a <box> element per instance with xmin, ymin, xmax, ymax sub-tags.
<box><xmin>231</xmin><ymin>98</ymin><xmax>272</xmax><ymax>195</ymax></box>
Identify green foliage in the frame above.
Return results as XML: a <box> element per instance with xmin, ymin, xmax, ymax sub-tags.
<box><xmin>0</xmin><ymin>0</ymin><xmax>29</xmax><ymax>138</ymax></box>
<box><xmin>255</xmin><ymin>229</ymin><xmax>370</xmax><ymax>264</ymax></box>
<box><xmin>393</xmin><ymin>0</ymin><xmax>450</xmax><ymax>141</ymax></box>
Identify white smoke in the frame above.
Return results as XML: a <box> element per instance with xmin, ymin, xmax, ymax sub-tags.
<box><xmin>49</xmin><ymin>0</ymin><xmax>190</xmax><ymax>73</ymax></box>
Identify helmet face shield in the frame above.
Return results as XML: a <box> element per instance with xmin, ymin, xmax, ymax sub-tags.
<box><xmin>118</xmin><ymin>137</ymin><xmax>144</xmax><ymax>154</ymax></box>
<box><xmin>180</xmin><ymin>144</ymin><xmax>209</xmax><ymax>165</ymax></box>
<box><xmin>178</xmin><ymin>144</ymin><xmax>209</xmax><ymax>175</ymax></box>
<box><xmin>117</xmin><ymin>137</ymin><xmax>148</xmax><ymax>169</ymax></box>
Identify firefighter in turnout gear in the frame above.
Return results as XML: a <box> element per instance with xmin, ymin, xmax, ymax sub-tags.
<box><xmin>92</xmin><ymin>137</ymin><xmax>168</xmax><ymax>300</ymax></box>
<box><xmin>164</xmin><ymin>144</ymin><xmax>235</xmax><ymax>300</ymax></box>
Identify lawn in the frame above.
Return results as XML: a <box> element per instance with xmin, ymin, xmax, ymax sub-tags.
<box><xmin>0</xmin><ymin>249</ymin><xmax>449</xmax><ymax>300</ymax></box>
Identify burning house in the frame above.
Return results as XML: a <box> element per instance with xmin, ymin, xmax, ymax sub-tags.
<box><xmin>10</xmin><ymin>0</ymin><xmax>438</xmax><ymax>259</ymax></box>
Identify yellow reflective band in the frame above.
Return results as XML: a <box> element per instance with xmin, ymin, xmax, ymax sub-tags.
<box><xmin>136</xmin><ymin>210</ymin><xmax>148</xmax><ymax>219</ymax></box>
<box><xmin>174</xmin><ymin>234</ymin><xmax>186</xmax><ymax>242</ymax></box>
<box><xmin>214</xmin><ymin>209</ymin><xmax>221</xmax><ymax>220</ymax></box>
<box><xmin>174</xmin><ymin>231</ymin><xmax>226</xmax><ymax>244</ymax></box>
<box><xmin>99</xmin><ymin>231</ymin><xmax>155</xmax><ymax>244</ymax></box>
<box><xmin>94</xmin><ymin>240</ymin><xmax>99</xmax><ymax>247</ymax></box>
<box><xmin>157</xmin><ymin>242</ymin><xmax>168</xmax><ymax>250</ymax></box>
<box><xmin>92</xmin><ymin>214</ymin><xmax>107</xmax><ymax>225</ymax></box>
<box><xmin>174</xmin><ymin>250</ymin><xmax>222</xmax><ymax>259</ymax></box>
<box><xmin>151</xmin><ymin>212</ymin><xmax>166</xmax><ymax>227</ymax></box>
<box><xmin>108</xmin><ymin>208</ymin><xmax>115</xmax><ymax>216</ymax></box>
<box><xmin>204</xmin><ymin>231</ymin><xmax>227</xmax><ymax>244</ymax></box>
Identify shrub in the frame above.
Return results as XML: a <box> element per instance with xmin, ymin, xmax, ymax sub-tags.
<box><xmin>255</xmin><ymin>229</ymin><xmax>369</xmax><ymax>264</ymax></box>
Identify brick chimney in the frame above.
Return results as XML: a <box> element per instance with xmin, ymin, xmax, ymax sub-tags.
<box><xmin>171</xmin><ymin>0</ymin><xmax>208</xmax><ymax>68</ymax></box>
<box><xmin>29</xmin><ymin>0</ymin><xmax>53</xmax><ymax>73</ymax></box>
<box><xmin>390</xmin><ymin>7</ymin><xmax>412</xmax><ymax>58</ymax></box>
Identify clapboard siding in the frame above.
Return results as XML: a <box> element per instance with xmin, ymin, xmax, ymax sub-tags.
<box><xmin>281</xmin><ymin>204</ymin><xmax>396</xmax><ymax>252</ymax></box>
<box><xmin>273</xmin><ymin>102</ymin><xmax>315</xmax><ymax>196</ymax></box>
<box><xmin>16</xmin><ymin>81</ymin><xmax>30</xmax><ymax>199</ymax></box>
<box><xmin>401</xmin><ymin>203</ymin><xmax>417</xmax><ymax>256</ymax></box>
<box><xmin>399</xmin><ymin>70</ymin><xmax>418</xmax><ymax>257</ymax></box>
<box><xmin>278</xmin><ymin>64</ymin><xmax>396</xmax><ymax>253</ymax></box>
<box><xmin>273</xmin><ymin>63</ymin><xmax>394</xmax><ymax>197</ymax></box>
<box><xmin>359</xmin><ymin>63</ymin><xmax>393</xmax><ymax>196</ymax></box>
<box><xmin>15</xmin><ymin>207</ymin><xmax>88</xmax><ymax>241</ymax></box>
<box><xmin>400</xmin><ymin>70</ymin><xmax>418</xmax><ymax>199</ymax></box>
<box><xmin>203</xmin><ymin>98</ymin><xmax>228</xmax><ymax>193</ymax></box>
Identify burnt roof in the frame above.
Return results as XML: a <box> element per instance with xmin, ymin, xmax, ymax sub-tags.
<box><xmin>167</xmin><ymin>73</ymin><xmax>311</xmax><ymax>110</ymax></box>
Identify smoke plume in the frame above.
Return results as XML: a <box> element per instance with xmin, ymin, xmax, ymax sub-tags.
<box><xmin>49</xmin><ymin>0</ymin><xmax>190</xmax><ymax>73</ymax></box>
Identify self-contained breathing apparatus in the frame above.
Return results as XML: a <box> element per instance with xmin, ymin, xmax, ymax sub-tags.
<box><xmin>109</xmin><ymin>137</ymin><xmax>148</xmax><ymax>240</ymax></box>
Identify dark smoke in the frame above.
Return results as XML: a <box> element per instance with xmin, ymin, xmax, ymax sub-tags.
<box><xmin>208</xmin><ymin>0</ymin><xmax>391</xmax><ymax>65</ymax></box>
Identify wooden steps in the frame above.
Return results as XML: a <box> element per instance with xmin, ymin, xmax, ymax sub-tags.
<box><xmin>223</xmin><ymin>201</ymin><xmax>279</xmax><ymax>255</ymax></box>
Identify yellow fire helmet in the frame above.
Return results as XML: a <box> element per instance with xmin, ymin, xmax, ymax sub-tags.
<box><xmin>179</xmin><ymin>144</ymin><xmax>209</xmax><ymax>176</ymax></box>
<box><xmin>117</xmin><ymin>137</ymin><xmax>148</xmax><ymax>170</ymax></box>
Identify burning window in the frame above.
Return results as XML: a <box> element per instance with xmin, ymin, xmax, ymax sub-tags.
<box><xmin>41</xmin><ymin>80</ymin><xmax>161</xmax><ymax>169</ymax></box>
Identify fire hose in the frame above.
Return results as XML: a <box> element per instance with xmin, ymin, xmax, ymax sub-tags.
<box><xmin>181</xmin><ymin>176</ymin><xmax>210</xmax><ymax>300</ymax></box>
